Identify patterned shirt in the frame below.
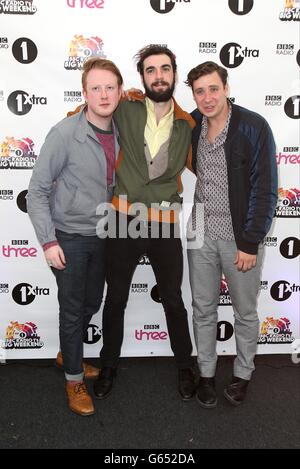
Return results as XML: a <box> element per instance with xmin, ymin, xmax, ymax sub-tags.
<box><xmin>193</xmin><ymin>105</ymin><xmax>235</xmax><ymax>240</ymax></box>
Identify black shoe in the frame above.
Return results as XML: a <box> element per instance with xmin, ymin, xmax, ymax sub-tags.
<box><xmin>93</xmin><ymin>367</ymin><xmax>116</xmax><ymax>400</ymax></box>
<box><xmin>224</xmin><ymin>376</ymin><xmax>249</xmax><ymax>406</ymax></box>
<box><xmin>196</xmin><ymin>377</ymin><xmax>217</xmax><ymax>409</ymax></box>
<box><xmin>178</xmin><ymin>368</ymin><xmax>196</xmax><ymax>401</ymax></box>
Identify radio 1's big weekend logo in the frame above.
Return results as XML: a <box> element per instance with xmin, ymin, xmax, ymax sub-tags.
<box><xmin>0</xmin><ymin>0</ymin><xmax>37</xmax><ymax>14</ymax></box>
<box><xmin>4</xmin><ymin>321</ymin><xmax>44</xmax><ymax>349</ymax></box>
<box><xmin>258</xmin><ymin>317</ymin><xmax>295</xmax><ymax>344</ymax></box>
<box><xmin>0</xmin><ymin>136</ymin><xmax>37</xmax><ymax>169</ymax></box>
<box><xmin>64</xmin><ymin>35</ymin><xmax>106</xmax><ymax>70</ymax></box>
<box><xmin>279</xmin><ymin>0</ymin><xmax>300</xmax><ymax>20</ymax></box>
<box><xmin>276</xmin><ymin>188</ymin><xmax>300</xmax><ymax>217</ymax></box>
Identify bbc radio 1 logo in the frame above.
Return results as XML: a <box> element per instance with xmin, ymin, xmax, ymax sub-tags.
<box><xmin>12</xmin><ymin>37</ymin><xmax>38</xmax><ymax>64</ymax></box>
<box><xmin>150</xmin><ymin>0</ymin><xmax>190</xmax><ymax>14</ymax></box>
<box><xmin>264</xmin><ymin>236</ymin><xmax>278</xmax><ymax>247</ymax></box>
<box><xmin>279</xmin><ymin>0</ymin><xmax>300</xmax><ymax>21</ymax></box>
<box><xmin>0</xmin><ymin>283</ymin><xmax>9</xmax><ymax>294</ymax></box>
<box><xmin>2</xmin><ymin>240</ymin><xmax>37</xmax><ymax>258</ymax></box>
<box><xmin>64</xmin><ymin>91</ymin><xmax>82</xmax><ymax>103</ymax></box>
<box><xmin>64</xmin><ymin>35</ymin><xmax>106</xmax><ymax>70</ymax></box>
<box><xmin>284</xmin><ymin>96</ymin><xmax>300</xmax><ymax>119</ymax></box>
<box><xmin>7</xmin><ymin>90</ymin><xmax>47</xmax><ymax>115</ymax></box>
<box><xmin>131</xmin><ymin>283</ymin><xmax>148</xmax><ymax>293</ymax></box>
<box><xmin>135</xmin><ymin>324</ymin><xmax>168</xmax><ymax>341</ymax></box>
<box><xmin>276</xmin><ymin>187</ymin><xmax>300</xmax><ymax>217</ymax></box>
<box><xmin>4</xmin><ymin>321</ymin><xmax>44</xmax><ymax>349</ymax></box>
<box><xmin>0</xmin><ymin>37</ymin><xmax>8</xmax><ymax>49</ymax></box>
<box><xmin>0</xmin><ymin>0</ymin><xmax>37</xmax><ymax>14</ymax></box>
<box><xmin>0</xmin><ymin>136</ymin><xmax>38</xmax><ymax>169</ymax></box>
<box><xmin>217</xmin><ymin>321</ymin><xmax>234</xmax><ymax>342</ymax></box>
<box><xmin>270</xmin><ymin>280</ymin><xmax>299</xmax><ymax>301</ymax></box>
<box><xmin>16</xmin><ymin>190</ymin><xmax>28</xmax><ymax>213</ymax></box>
<box><xmin>276</xmin><ymin>43</ymin><xmax>295</xmax><ymax>56</ymax></box>
<box><xmin>258</xmin><ymin>316</ymin><xmax>295</xmax><ymax>344</ymax></box>
<box><xmin>151</xmin><ymin>285</ymin><xmax>161</xmax><ymax>302</ymax></box>
<box><xmin>0</xmin><ymin>189</ymin><xmax>14</xmax><ymax>200</ymax></box>
<box><xmin>280</xmin><ymin>237</ymin><xmax>300</xmax><ymax>259</ymax></box>
<box><xmin>265</xmin><ymin>95</ymin><xmax>282</xmax><ymax>107</ymax></box>
<box><xmin>66</xmin><ymin>0</ymin><xmax>104</xmax><ymax>7</ymax></box>
<box><xmin>84</xmin><ymin>324</ymin><xmax>102</xmax><ymax>344</ymax></box>
<box><xmin>199</xmin><ymin>42</ymin><xmax>217</xmax><ymax>54</ymax></box>
<box><xmin>277</xmin><ymin>146</ymin><xmax>300</xmax><ymax>165</ymax></box>
<box><xmin>228</xmin><ymin>0</ymin><xmax>254</xmax><ymax>15</ymax></box>
<box><xmin>219</xmin><ymin>42</ymin><xmax>259</xmax><ymax>68</ymax></box>
<box><xmin>12</xmin><ymin>283</ymin><xmax>50</xmax><ymax>305</ymax></box>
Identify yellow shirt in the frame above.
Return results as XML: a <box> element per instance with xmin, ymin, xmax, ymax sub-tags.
<box><xmin>144</xmin><ymin>97</ymin><xmax>174</xmax><ymax>159</ymax></box>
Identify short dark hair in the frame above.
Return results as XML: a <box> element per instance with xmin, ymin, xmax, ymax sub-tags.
<box><xmin>185</xmin><ymin>61</ymin><xmax>228</xmax><ymax>89</ymax></box>
<box><xmin>134</xmin><ymin>44</ymin><xmax>177</xmax><ymax>75</ymax></box>
<box><xmin>82</xmin><ymin>57</ymin><xmax>123</xmax><ymax>91</ymax></box>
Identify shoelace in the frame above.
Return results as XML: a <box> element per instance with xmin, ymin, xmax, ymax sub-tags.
<box><xmin>74</xmin><ymin>383</ymin><xmax>87</xmax><ymax>395</ymax></box>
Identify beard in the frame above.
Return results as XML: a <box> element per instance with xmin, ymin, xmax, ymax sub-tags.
<box><xmin>143</xmin><ymin>78</ymin><xmax>175</xmax><ymax>103</ymax></box>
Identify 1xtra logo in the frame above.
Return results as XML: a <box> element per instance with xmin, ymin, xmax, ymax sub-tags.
<box><xmin>64</xmin><ymin>35</ymin><xmax>106</xmax><ymax>70</ymax></box>
<box><xmin>270</xmin><ymin>280</ymin><xmax>300</xmax><ymax>301</ymax></box>
<box><xmin>84</xmin><ymin>324</ymin><xmax>102</xmax><ymax>344</ymax></box>
<box><xmin>0</xmin><ymin>136</ymin><xmax>38</xmax><ymax>169</ymax></box>
<box><xmin>0</xmin><ymin>0</ymin><xmax>37</xmax><ymax>14</ymax></box>
<box><xmin>220</xmin><ymin>42</ymin><xmax>259</xmax><ymax>68</ymax></box>
<box><xmin>7</xmin><ymin>90</ymin><xmax>47</xmax><ymax>115</ymax></box>
<box><xmin>12</xmin><ymin>283</ymin><xmax>50</xmax><ymax>305</ymax></box>
<box><xmin>150</xmin><ymin>0</ymin><xmax>190</xmax><ymax>14</ymax></box>
<box><xmin>4</xmin><ymin>321</ymin><xmax>43</xmax><ymax>349</ymax></box>
<box><xmin>228</xmin><ymin>0</ymin><xmax>254</xmax><ymax>15</ymax></box>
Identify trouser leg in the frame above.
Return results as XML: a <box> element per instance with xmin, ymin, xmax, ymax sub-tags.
<box><xmin>187</xmin><ymin>236</ymin><xmax>221</xmax><ymax>377</ymax></box>
<box><xmin>219</xmin><ymin>241</ymin><xmax>264</xmax><ymax>380</ymax></box>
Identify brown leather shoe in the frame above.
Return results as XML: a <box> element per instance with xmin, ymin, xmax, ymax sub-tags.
<box><xmin>56</xmin><ymin>352</ymin><xmax>99</xmax><ymax>379</ymax></box>
<box><xmin>65</xmin><ymin>381</ymin><xmax>95</xmax><ymax>416</ymax></box>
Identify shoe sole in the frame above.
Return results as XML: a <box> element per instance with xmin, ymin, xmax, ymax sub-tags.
<box><xmin>223</xmin><ymin>389</ymin><xmax>242</xmax><ymax>406</ymax></box>
<box><xmin>93</xmin><ymin>387</ymin><xmax>113</xmax><ymax>400</ymax></box>
<box><xmin>69</xmin><ymin>406</ymin><xmax>95</xmax><ymax>416</ymax></box>
<box><xmin>196</xmin><ymin>394</ymin><xmax>217</xmax><ymax>409</ymax></box>
<box><xmin>180</xmin><ymin>394</ymin><xmax>195</xmax><ymax>402</ymax></box>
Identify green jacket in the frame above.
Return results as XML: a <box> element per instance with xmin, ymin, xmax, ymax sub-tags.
<box><xmin>112</xmin><ymin>95</ymin><xmax>194</xmax><ymax>222</ymax></box>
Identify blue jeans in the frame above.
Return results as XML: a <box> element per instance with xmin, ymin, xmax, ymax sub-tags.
<box><xmin>52</xmin><ymin>230</ymin><xmax>106</xmax><ymax>381</ymax></box>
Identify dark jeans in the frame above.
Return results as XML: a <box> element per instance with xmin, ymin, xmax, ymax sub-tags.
<box><xmin>100</xmin><ymin>216</ymin><xmax>193</xmax><ymax>369</ymax></box>
<box><xmin>52</xmin><ymin>230</ymin><xmax>106</xmax><ymax>377</ymax></box>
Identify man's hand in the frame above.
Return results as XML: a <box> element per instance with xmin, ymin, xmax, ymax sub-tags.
<box><xmin>122</xmin><ymin>88</ymin><xmax>143</xmax><ymax>101</ymax></box>
<box><xmin>234</xmin><ymin>250</ymin><xmax>257</xmax><ymax>273</ymax></box>
<box><xmin>44</xmin><ymin>245</ymin><xmax>66</xmax><ymax>270</ymax></box>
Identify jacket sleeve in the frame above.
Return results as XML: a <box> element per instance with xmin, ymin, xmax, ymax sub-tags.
<box><xmin>26</xmin><ymin>127</ymin><xmax>68</xmax><ymax>247</ymax></box>
<box><xmin>240</xmin><ymin>121</ymin><xmax>278</xmax><ymax>254</ymax></box>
